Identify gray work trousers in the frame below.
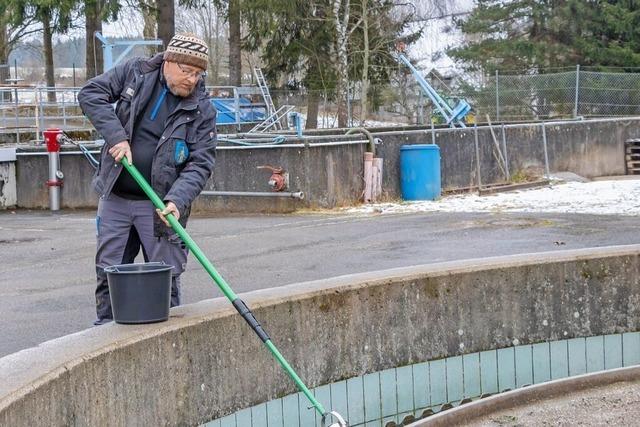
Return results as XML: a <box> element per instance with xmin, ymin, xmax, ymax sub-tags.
<box><xmin>95</xmin><ymin>193</ymin><xmax>188</xmax><ymax>321</ymax></box>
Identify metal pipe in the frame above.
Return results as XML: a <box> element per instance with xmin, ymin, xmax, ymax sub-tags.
<box><xmin>47</xmin><ymin>151</ymin><xmax>61</xmax><ymax>211</ymax></box>
<box><xmin>345</xmin><ymin>127</ymin><xmax>375</xmax><ymax>154</ymax></box>
<box><xmin>15</xmin><ymin>140</ymin><xmax>370</xmax><ymax>155</ymax></box>
<box><xmin>200</xmin><ymin>190</ymin><xmax>304</xmax><ymax>200</ymax></box>
<box><xmin>218</xmin><ymin>139</ymin><xmax>370</xmax><ymax>150</ymax></box>
<box><xmin>369</xmin><ymin>116</ymin><xmax>637</xmax><ymax>137</ymax></box>
<box><xmin>16</xmin><ymin>150</ymin><xmax>101</xmax><ymax>156</ymax></box>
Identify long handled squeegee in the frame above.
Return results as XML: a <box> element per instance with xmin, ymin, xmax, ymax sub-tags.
<box><xmin>122</xmin><ymin>158</ymin><xmax>347</xmax><ymax>427</ymax></box>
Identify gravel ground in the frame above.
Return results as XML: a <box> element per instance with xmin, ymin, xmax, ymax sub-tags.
<box><xmin>473</xmin><ymin>380</ymin><xmax>640</xmax><ymax>426</ymax></box>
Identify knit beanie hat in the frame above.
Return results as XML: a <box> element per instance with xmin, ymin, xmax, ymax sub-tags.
<box><xmin>163</xmin><ymin>33</ymin><xmax>209</xmax><ymax>71</ymax></box>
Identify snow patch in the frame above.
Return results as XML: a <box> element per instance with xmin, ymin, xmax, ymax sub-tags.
<box><xmin>343</xmin><ymin>179</ymin><xmax>640</xmax><ymax>216</ymax></box>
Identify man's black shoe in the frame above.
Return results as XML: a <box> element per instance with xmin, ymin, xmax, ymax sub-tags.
<box><xmin>93</xmin><ymin>318</ymin><xmax>113</xmax><ymax>326</ymax></box>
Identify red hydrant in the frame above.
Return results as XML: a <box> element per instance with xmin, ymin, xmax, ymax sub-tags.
<box><xmin>43</xmin><ymin>128</ymin><xmax>64</xmax><ymax>211</ymax></box>
<box><xmin>257</xmin><ymin>165</ymin><xmax>288</xmax><ymax>191</ymax></box>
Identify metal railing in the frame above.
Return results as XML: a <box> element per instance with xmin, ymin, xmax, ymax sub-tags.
<box><xmin>0</xmin><ymin>86</ymin><xmax>87</xmax><ymax>143</ymax></box>
<box><xmin>5</xmin><ymin>66</ymin><xmax>640</xmax><ymax>143</ymax></box>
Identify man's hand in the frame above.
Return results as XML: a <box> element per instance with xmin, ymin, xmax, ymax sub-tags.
<box><xmin>156</xmin><ymin>201</ymin><xmax>180</xmax><ymax>226</ymax></box>
<box><xmin>108</xmin><ymin>140</ymin><xmax>132</xmax><ymax>164</ymax></box>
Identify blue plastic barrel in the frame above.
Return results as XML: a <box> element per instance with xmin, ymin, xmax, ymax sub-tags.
<box><xmin>400</xmin><ymin>144</ymin><xmax>441</xmax><ymax>200</ymax></box>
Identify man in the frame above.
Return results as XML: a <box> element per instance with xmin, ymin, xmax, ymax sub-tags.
<box><xmin>78</xmin><ymin>33</ymin><xmax>217</xmax><ymax>325</ymax></box>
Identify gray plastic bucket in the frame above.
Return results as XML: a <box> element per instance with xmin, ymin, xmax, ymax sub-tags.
<box><xmin>105</xmin><ymin>262</ymin><xmax>174</xmax><ymax>324</ymax></box>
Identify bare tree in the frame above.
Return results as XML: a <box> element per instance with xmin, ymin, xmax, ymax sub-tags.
<box><xmin>332</xmin><ymin>0</ymin><xmax>350</xmax><ymax>128</ymax></box>
<box><xmin>228</xmin><ymin>0</ymin><xmax>241</xmax><ymax>85</ymax></box>
<box><xmin>176</xmin><ymin>2</ymin><xmax>227</xmax><ymax>85</ymax></box>
<box><xmin>0</xmin><ymin>4</ymin><xmax>40</xmax><ymax>90</ymax></box>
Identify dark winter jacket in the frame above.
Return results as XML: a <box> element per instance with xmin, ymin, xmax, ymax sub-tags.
<box><xmin>78</xmin><ymin>53</ymin><xmax>217</xmax><ymax>235</ymax></box>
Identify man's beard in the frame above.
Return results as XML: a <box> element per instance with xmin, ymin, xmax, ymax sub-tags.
<box><xmin>167</xmin><ymin>80</ymin><xmax>195</xmax><ymax>98</ymax></box>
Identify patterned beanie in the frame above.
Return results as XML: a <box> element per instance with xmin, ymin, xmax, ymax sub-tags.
<box><xmin>163</xmin><ymin>33</ymin><xmax>209</xmax><ymax>71</ymax></box>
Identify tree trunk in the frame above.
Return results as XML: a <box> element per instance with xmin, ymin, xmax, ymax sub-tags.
<box><xmin>359</xmin><ymin>0</ymin><xmax>369</xmax><ymax>125</ymax></box>
<box><xmin>332</xmin><ymin>0</ymin><xmax>350</xmax><ymax>128</ymax></box>
<box><xmin>228</xmin><ymin>0</ymin><xmax>241</xmax><ymax>86</ymax></box>
<box><xmin>0</xmin><ymin>20</ymin><xmax>10</xmax><ymax>101</ymax></box>
<box><xmin>140</xmin><ymin>0</ymin><xmax>157</xmax><ymax>55</ymax></box>
<box><xmin>85</xmin><ymin>0</ymin><xmax>104</xmax><ymax>79</ymax></box>
<box><xmin>156</xmin><ymin>0</ymin><xmax>174</xmax><ymax>50</ymax></box>
<box><xmin>42</xmin><ymin>11</ymin><xmax>56</xmax><ymax>103</ymax></box>
<box><xmin>306</xmin><ymin>89</ymin><xmax>319</xmax><ymax>129</ymax></box>
<box><xmin>211</xmin><ymin>8</ymin><xmax>221</xmax><ymax>85</ymax></box>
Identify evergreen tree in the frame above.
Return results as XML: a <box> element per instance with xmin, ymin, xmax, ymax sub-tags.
<box><xmin>450</xmin><ymin>0</ymin><xmax>640</xmax><ymax>73</ymax></box>
<box><xmin>243</xmin><ymin>0</ymin><xmax>416</xmax><ymax>128</ymax></box>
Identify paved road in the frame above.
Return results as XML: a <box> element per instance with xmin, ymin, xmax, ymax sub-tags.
<box><xmin>1</xmin><ymin>209</ymin><xmax>638</xmax><ymax>357</ymax></box>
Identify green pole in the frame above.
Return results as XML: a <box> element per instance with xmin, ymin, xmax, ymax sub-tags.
<box><xmin>121</xmin><ymin>158</ymin><xmax>327</xmax><ymax>417</ymax></box>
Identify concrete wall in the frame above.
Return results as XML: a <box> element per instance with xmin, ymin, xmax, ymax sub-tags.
<box><xmin>9</xmin><ymin>117</ymin><xmax>640</xmax><ymax>210</ymax></box>
<box><xmin>373</xmin><ymin>117</ymin><xmax>639</xmax><ymax>194</ymax></box>
<box><xmin>1</xmin><ymin>245</ymin><xmax>639</xmax><ymax>426</ymax></box>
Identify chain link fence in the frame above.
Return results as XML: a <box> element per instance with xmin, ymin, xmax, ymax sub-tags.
<box><xmin>270</xmin><ymin>67</ymin><xmax>640</xmax><ymax>127</ymax></box>
<box><xmin>4</xmin><ymin>66</ymin><xmax>640</xmax><ymax>141</ymax></box>
<box><xmin>453</xmin><ymin>67</ymin><xmax>640</xmax><ymax>123</ymax></box>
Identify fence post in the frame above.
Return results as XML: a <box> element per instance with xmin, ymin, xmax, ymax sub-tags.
<box><xmin>501</xmin><ymin>123</ymin><xmax>510</xmax><ymax>180</ymax></box>
<box><xmin>14</xmin><ymin>85</ymin><xmax>19</xmax><ymax>144</ymax></box>
<box><xmin>473</xmin><ymin>123</ymin><xmax>482</xmax><ymax>191</ymax></box>
<box><xmin>34</xmin><ymin>87</ymin><xmax>39</xmax><ymax>139</ymax></box>
<box><xmin>346</xmin><ymin>82</ymin><xmax>352</xmax><ymax>127</ymax></box>
<box><xmin>495</xmin><ymin>69</ymin><xmax>500</xmax><ymax>122</ymax></box>
<box><xmin>541</xmin><ymin>122</ymin><xmax>550</xmax><ymax>178</ymax></box>
<box><xmin>62</xmin><ymin>88</ymin><xmax>67</xmax><ymax>128</ymax></box>
<box><xmin>573</xmin><ymin>64</ymin><xmax>580</xmax><ymax>118</ymax></box>
<box><xmin>39</xmin><ymin>87</ymin><xmax>45</xmax><ymax>137</ymax></box>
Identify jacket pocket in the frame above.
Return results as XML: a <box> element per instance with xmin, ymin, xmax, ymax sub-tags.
<box><xmin>115</xmin><ymin>94</ymin><xmax>132</xmax><ymax>126</ymax></box>
<box><xmin>174</xmin><ymin>139</ymin><xmax>189</xmax><ymax>165</ymax></box>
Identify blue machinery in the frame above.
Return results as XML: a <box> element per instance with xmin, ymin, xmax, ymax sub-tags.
<box><xmin>397</xmin><ymin>54</ymin><xmax>471</xmax><ymax>128</ymax></box>
<box><xmin>95</xmin><ymin>32</ymin><xmax>164</xmax><ymax>71</ymax></box>
<box><xmin>210</xmin><ymin>87</ymin><xmax>266</xmax><ymax>126</ymax></box>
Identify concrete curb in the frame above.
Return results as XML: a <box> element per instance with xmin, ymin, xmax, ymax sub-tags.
<box><xmin>1</xmin><ymin>244</ymin><xmax>639</xmax><ymax>425</ymax></box>
<box><xmin>408</xmin><ymin>365</ymin><xmax>640</xmax><ymax>426</ymax></box>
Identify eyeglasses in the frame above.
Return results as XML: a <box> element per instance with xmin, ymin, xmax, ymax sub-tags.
<box><xmin>175</xmin><ymin>62</ymin><xmax>205</xmax><ymax>79</ymax></box>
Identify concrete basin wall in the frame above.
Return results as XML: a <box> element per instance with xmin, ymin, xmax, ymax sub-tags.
<box><xmin>1</xmin><ymin>245</ymin><xmax>639</xmax><ymax>426</ymax></box>
<box><xmin>9</xmin><ymin>117</ymin><xmax>640</xmax><ymax>210</ymax></box>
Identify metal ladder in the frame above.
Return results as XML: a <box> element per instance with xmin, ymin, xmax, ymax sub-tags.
<box><xmin>253</xmin><ymin>67</ymin><xmax>280</xmax><ymax>128</ymax></box>
<box><xmin>248</xmin><ymin>105</ymin><xmax>295</xmax><ymax>134</ymax></box>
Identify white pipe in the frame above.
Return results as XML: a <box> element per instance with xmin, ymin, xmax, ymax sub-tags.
<box><xmin>216</xmin><ymin>140</ymin><xmax>370</xmax><ymax>150</ymax></box>
<box><xmin>16</xmin><ymin>151</ymin><xmax>101</xmax><ymax>156</ymax></box>
<box><xmin>369</xmin><ymin>116</ymin><xmax>640</xmax><ymax>137</ymax></box>
<box><xmin>200</xmin><ymin>191</ymin><xmax>304</xmax><ymax>200</ymax></box>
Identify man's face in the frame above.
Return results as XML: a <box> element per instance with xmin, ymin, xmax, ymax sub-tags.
<box><xmin>163</xmin><ymin>61</ymin><xmax>204</xmax><ymax>97</ymax></box>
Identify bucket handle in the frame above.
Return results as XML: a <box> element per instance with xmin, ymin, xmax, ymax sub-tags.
<box><xmin>105</xmin><ymin>262</ymin><xmax>171</xmax><ymax>273</ymax></box>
